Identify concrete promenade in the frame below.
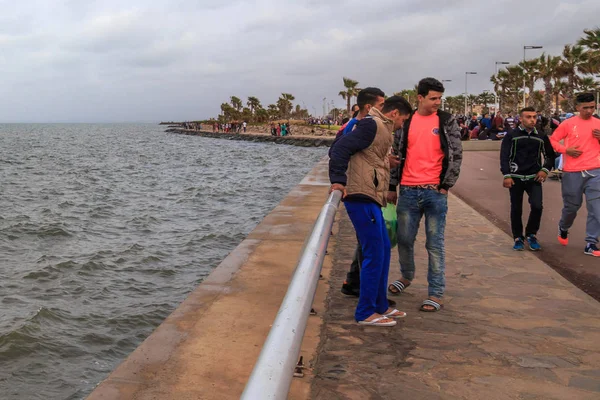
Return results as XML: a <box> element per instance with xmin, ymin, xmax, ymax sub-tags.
<box><xmin>452</xmin><ymin>151</ymin><xmax>600</xmax><ymax>301</ymax></box>
<box><xmin>312</xmin><ymin>194</ymin><xmax>600</xmax><ymax>399</ymax></box>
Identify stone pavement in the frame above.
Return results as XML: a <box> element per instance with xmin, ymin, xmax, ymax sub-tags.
<box><xmin>311</xmin><ymin>194</ymin><xmax>600</xmax><ymax>400</ymax></box>
<box><xmin>452</xmin><ymin>151</ymin><xmax>600</xmax><ymax>301</ymax></box>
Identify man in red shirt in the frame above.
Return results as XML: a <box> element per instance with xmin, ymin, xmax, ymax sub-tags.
<box><xmin>550</xmin><ymin>92</ymin><xmax>600</xmax><ymax>256</ymax></box>
<box><xmin>387</xmin><ymin>78</ymin><xmax>463</xmax><ymax>312</ymax></box>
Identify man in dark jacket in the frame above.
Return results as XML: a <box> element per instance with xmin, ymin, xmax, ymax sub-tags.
<box><xmin>386</xmin><ymin>77</ymin><xmax>463</xmax><ymax>313</ymax></box>
<box><xmin>501</xmin><ymin>107</ymin><xmax>555</xmax><ymax>251</ymax></box>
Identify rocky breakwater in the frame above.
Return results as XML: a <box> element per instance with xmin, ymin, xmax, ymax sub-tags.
<box><xmin>166</xmin><ymin>127</ymin><xmax>336</xmax><ymax>147</ymax></box>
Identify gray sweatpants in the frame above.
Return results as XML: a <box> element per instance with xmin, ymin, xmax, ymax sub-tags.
<box><xmin>560</xmin><ymin>168</ymin><xmax>600</xmax><ymax>244</ymax></box>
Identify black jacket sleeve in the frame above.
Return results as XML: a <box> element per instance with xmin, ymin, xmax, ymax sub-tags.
<box><xmin>329</xmin><ymin>118</ymin><xmax>377</xmax><ymax>185</ymax></box>
<box><xmin>541</xmin><ymin>135</ymin><xmax>556</xmax><ymax>173</ymax></box>
<box><xmin>500</xmin><ymin>131</ymin><xmax>513</xmax><ymax>177</ymax></box>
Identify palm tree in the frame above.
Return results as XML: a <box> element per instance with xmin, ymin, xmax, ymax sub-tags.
<box><xmin>579</xmin><ymin>27</ymin><xmax>600</xmax><ymax>74</ymax></box>
<box><xmin>505</xmin><ymin>65</ymin><xmax>525</xmax><ymax>113</ymax></box>
<box><xmin>255</xmin><ymin>108</ymin><xmax>269</xmax><ymax>123</ymax></box>
<box><xmin>339</xmin><ymin>77</ymin><xmax>359</xmax><ymax>115</ymax></box>
<box><xmin>491</xmin><ymin>66</ymin><xmax>524</xmax><ymax>114</ymax></box>
<box><xmin>578</xmin><ymin>27</ymin><xmax>600</xmax><ymax>70</ymax></box>
<box><xmin>538</xmin><ymin>53</ymin><xmax>562</xmax><ymax>116</ymax></box>
<box><xmin>578</xmin><ymin>27</ymin><xmax>600</xmax><ymax>50</ymax></box>
<box><xmin>560</xmin><ymin>45</ymin><xmax>590</xmax><ymax>111</ymax></box>
<box><xmin>467</xmin><ymin>94</ymin><xmax>477</xmax><ymax>113</ymax></box>
<box><xmin>277</xmin><ymin>93</ymin><xmax>295</xmax><ymax>118</ymax></box>
<box><xmin>578</xmin><ymin>76</ymin><xmax>600</xmax><ymax>93</ymax></box>
<box><xmin>476</xmin><ymin>92</ymin><xmax>495</xmax><ymax>109</ymax></box>
<box><xmin>519</xmin><ymin>58</ymin><xmax>541</xmax><ymax>107</ymax></box>
<box><xmin>221</xmin><ymin>102</ymin><xmax>238</xmax><ymax>121</ymax></box>
<box><xmin>230</xmin><ymin>96</ymin><xmax>243</xmax><ymax>112</ymax></box>
<box><xmin>247</xmin><ymin>96</ymin><xmax>261</xmax><ymax>115</ymax></box>
<box><xmin>395</xmin><ymin>88</ymin><xmax>418</xmax><ymax>109</ymax></box>
<box><xmin>267</xmin><ymin>104</ymin><xmax>279</xmax><ymax>120</ymax></box>
<box><xmin>444</xmin><ymin>95</ymin><xmax>464</xmax><ymax>114</ymax></box>
<box><xmin>529</xmin><ymin>90</ymin><xmax>545</xmax><ymax>113</ymax></box>
<box><xmin>552</xmin><ymin>79</ymin><xmax>568</xmax><ymax>113</ymax></box>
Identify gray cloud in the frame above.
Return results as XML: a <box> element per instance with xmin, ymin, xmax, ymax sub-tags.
<box><xmin>0</xmin><ymin>0</ymin><xmax>598</xmax><ymax>122</ymax></box>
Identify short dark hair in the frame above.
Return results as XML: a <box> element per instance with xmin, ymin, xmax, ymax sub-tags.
<box><xmin>382</xmin><ymin>95</ymin><xmax>413</xmax><ymax>115</ymax></box>
<box><xmin>519</xmin><ymin>107</ymin><xmax>536</xmax><ymax>115</ymax></box>
<box><xmin>417</xmin><ymin>77</ymin><xmax>445</xmax><ymax>97</ymax></box>
<box><xmin>357</xmin><ymin>87</ymin><xmax>385</xmax><ymax>109</ymax></box>
<box><xmin>576</xmin><ymin>92</ymin><xmax>595</xmax><ymax>104</ymax></box>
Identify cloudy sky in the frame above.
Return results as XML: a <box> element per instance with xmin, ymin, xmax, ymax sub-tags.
<box><xmin>0</xmin><ymin>0</ymin><xmax>598</xmax><ymax>122</ymax></box>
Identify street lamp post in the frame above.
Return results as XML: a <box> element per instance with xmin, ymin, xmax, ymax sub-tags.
<box><xmin>442</xmin><ymin>80</ymin><xmax>452</xmax><ymax>111</ymax></box>
<box><xmin>523</xmin><ymin>45</ymin><xmax>543</xmax><ymax>107</ymax></box>
<box><xmin>465</xmin><ymin>72</ymin><xmax>477</xmax><ymax>115</ymax></box>
<box><xmin>494</xmin><ymin>61</ymin><xmax>510</xmax><ymax>111</ymax></box>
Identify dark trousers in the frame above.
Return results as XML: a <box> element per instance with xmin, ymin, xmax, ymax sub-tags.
<box><xmin>509</xmin><ymin>179</ymin><xmax>543</xmax><ymax>239</ymax></box>
<box><xmin>346</xmin><ymin>240</ymin><xmax>362</xmax><ymax>289</ymax></box>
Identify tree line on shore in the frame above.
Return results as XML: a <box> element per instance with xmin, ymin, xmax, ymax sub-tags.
<box><xmin>340</xmin><ymin>28</ymin><xmax>599</xmax><ymax>116</ymax></box>
<box><xmin>213</xmin><ymin>94</ymin><xmax>310</xmax><ymax>124</ymax></box>
<box><xmin>204</xmin><ymin>27</ymin><xmax>598</xmax><ymax>126</ymax></box>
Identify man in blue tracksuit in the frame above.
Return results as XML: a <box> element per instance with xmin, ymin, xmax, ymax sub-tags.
<box><xmin>329</xmin><ymin>95</ymin><xmax>412</xmax><ymax>326</ymax></box>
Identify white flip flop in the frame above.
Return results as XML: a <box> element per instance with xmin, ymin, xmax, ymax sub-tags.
<box><xmin>357</xmin><ymin>316</ymin><xmax>397</xmax><ymax>326</ymax></box>
<box><xmin>383</xmin><ymin>309</ymin><xmax>407</xmax><ymax>319</ymax></box>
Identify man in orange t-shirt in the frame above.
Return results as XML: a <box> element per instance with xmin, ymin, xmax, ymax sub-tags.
<box><xmin>387</xmin><ymin>77</ymin><xmax>463</xmax><ymax>312</ymax></box>
<box><xmin>550</xmin><ymin>92</ymin><xmax>600</xmax><ymax>256</ymax></box>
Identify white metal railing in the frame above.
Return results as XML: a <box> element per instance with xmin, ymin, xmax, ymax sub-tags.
<box><xmin>240</xmin><ymin>190</ymin><xmax>343</xmax><ymax>399</ymax></box>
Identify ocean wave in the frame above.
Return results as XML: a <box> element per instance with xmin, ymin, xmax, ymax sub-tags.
<box><xmin>0</xmin><ymin>123</ymin><xmax>326</xmax><ymax>399</ymax></box>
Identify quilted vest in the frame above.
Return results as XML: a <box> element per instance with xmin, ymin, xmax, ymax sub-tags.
<box><xmin>345</xmin><ymin>108</ymin><xmax>394</xmax><ymax>206</ymax></box>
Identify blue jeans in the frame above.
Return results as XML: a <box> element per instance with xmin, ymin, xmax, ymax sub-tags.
<box><xmin>344</xmin><ymin>200</ymin><xmax>390</xmax><ymax>321</ymax></box>
<box><xmin>560</xmin><ymin>169</ymin><xmax>600</xmax><ymax>244</ymax></box>
<box><xmin>396</xmin><ymin>188</ymin><xmax>448</xmax><ymax>299</ymax></box>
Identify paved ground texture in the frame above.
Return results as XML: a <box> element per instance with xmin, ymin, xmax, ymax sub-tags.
<box><xmin>311</xmin><ymin>194</ymin><xmax>600</xmax><ymax>400</ymax></box>
<box><xmin>452</xmin><ymin>151</ymin><xmax>600</xmax><ymax>301</ymax></box>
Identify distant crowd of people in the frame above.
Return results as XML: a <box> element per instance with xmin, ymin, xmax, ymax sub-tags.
<box><xmin>182</xmin><ymin>121</ymin><xmax>201</xmax><ymax>130</ymax></box>
<box><xmin>453</xmin><ymin>109</ymin><xmax>567</xmax><ymax>141</ymax></box>
<box><xmin>212</xmin><ymin>121</ymin><xmax>247</xmax><ymax>133</ymax></box>
<box><xmin>308</xmin><ymin>117</ymin><xmax>339</xmax><ymax>127</ymax></box>
<box><xmin>270</xmin><ymin>122</ymin><xmax>291</xmax><ymax>136</ymax></box>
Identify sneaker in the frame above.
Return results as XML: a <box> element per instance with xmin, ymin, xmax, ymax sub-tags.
<box><xmin>584</xmin><ymin>243</ymin><xmax>600</xmax><ymax>257</ymax></box>
<box><xmin>558</xmin><ymin>227</ymin><xmax>569</xmax><ymax>246</ymax></box>
<box><xmin>341</xmin><ymin>282</ymin><xmax>359</xmax><ymax>297</ymax></box>
<box><xmin>526</xmin><ymin>235</ymin><xmax>541</xmax><ymax>251</ymax></box>
<box><xmin>513</xmin><ymin>238</ymin><xmax>525</xmax><ymax>251</ymax></box>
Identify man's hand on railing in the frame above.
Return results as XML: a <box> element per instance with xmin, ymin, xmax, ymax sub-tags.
<box><xmin>329</xmin><ymin>183</ymin><xmax>347</xmax><ymax>198</ymax></box>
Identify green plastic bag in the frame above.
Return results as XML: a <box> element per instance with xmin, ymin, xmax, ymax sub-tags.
<box><xmin>382</xmin><ymin>203</ymin><xmax>398</xmax><ymax>248</ymax></box>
